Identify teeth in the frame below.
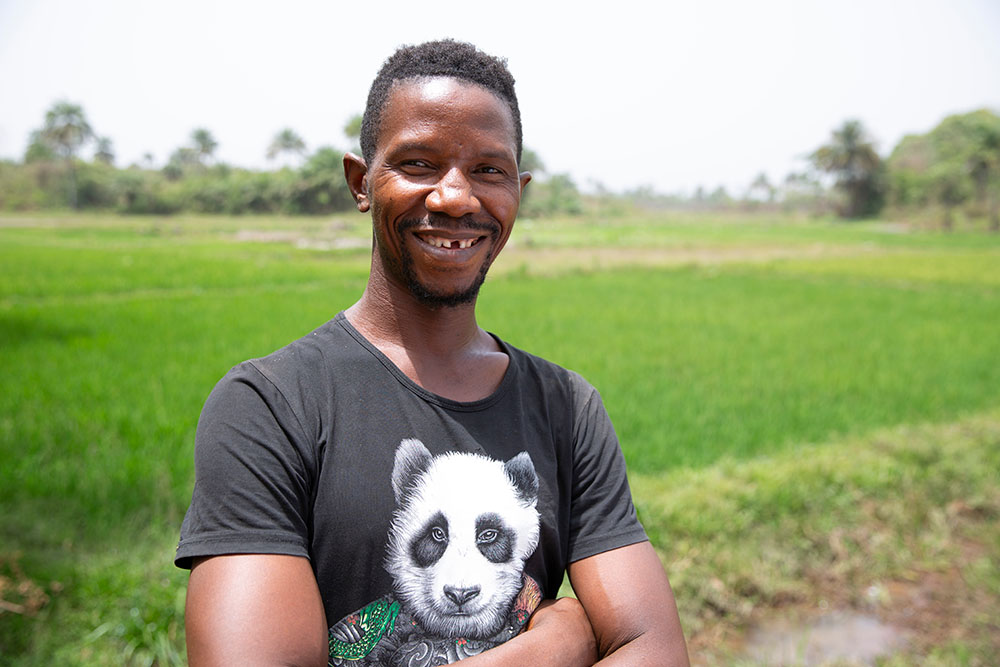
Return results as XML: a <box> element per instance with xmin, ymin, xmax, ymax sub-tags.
<box><xmin>423</xmin><ymin>235</ymin><xmax>477</xmax><ymax>249</ymax></box>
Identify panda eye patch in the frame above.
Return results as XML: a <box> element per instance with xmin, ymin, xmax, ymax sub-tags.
<box><xmin>410</xmin><ymin>511</ymin><xmax>449</xmax><ymax>567</ymax></box>
<box><xmin>475</xmin><ymin>512</ymin><xmax>514</xmax><ymax>564</ymax></box>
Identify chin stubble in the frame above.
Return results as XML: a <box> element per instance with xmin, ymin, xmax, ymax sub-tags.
<box><xmin>392</xmin><ymin>216</ymin><xmax>501</xmax><ymax>309</ymax></box>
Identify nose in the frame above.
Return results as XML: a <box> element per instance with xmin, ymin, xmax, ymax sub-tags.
<box><xmin>443</xmin><ymin>585</ymin><xmax>481</xmax><ymax>606</ymax></box>
<box><xmin>425</xmin><ymin>168</ymin><xmax>482</xmax><ymax>217</ymax></box>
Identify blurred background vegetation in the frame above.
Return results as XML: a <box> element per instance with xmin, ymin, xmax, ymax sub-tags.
<box><xmin>3</xmin><ymin>101</ymin><xmax>999</xmax><ymax>229</ymax></box>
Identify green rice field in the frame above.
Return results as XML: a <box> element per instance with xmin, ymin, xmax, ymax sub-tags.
<box><xmin>1</xmin><ymin>211</ymin><xmax>998</xmax><ymax>664</ymax></box>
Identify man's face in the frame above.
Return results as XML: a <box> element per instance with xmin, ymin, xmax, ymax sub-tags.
<box><xmin>363</xmin><ymin>77</ymin><xmax>529</xmax><ymax>308</ymax></box>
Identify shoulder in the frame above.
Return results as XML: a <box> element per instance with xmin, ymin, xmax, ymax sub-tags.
<box><xmin>247</xmin><ymin>315</ymin><xmax>355</xmax><ymax>386</ymax></box>
<box><xmin>202</xmin><ymin>315</ymin><xmax>360</xmax><ymax>429</ymax></box>
<box><xmin>499</xmin><ymin>338</ymin><xmax>601</xmax><ymax>412</ymax></box>
<box><xmin>213</xmin><ymin>314</ymin><xmax>366</xmax><ymax>398</ymax></box>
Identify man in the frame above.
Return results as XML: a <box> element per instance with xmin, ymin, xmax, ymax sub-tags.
<box><xmin>177</xmin><ymin>40</ymin><xmax>689</xmax><ymax>666</ymax></box>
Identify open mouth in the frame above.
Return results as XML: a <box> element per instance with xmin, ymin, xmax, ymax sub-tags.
<box><xmin>416</xmin><ymin>233</ymin><xmax>484</xmax><ymax>250</ymax></box>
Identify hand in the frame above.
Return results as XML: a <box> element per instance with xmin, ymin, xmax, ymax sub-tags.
<box><xmin>457</xmin><ymin>596</ymin><xmax>598</xmax><ymax>667</ymax></box>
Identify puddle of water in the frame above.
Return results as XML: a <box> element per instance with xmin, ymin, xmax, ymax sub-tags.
<box><xmin>743</xmin><ymin>611</ymin><xmax>908</xmax><ymax>665</ymax></box>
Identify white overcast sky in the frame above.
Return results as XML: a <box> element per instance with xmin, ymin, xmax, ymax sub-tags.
<box><xmin>1</xmin><ymin>0</ymin><xmax>998</xmax><ymax>194</ymax></box>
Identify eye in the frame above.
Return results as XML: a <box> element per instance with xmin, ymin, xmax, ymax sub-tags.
<box><xmin>477</xmin><ymin>529</ymin><xmax>498</xmax><ymax>544</ymax></box>
<box><xmin>399</xmin><ymin>159</ymin><xmax>434</xmax><ymax>174</ymax></box>
<box><xmin>431</xmin><ymin>527</ymin><xmax>447</xmax><ymax>542</ymax></box>
<box><xmin>475</xmin><ymin>165</ymin><xmax>503</xmax><ymax>176</ymax></box>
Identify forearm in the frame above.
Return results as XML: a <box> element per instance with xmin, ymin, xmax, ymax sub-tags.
<box><xmin>461</xmin><ymin>598</ymin><xmax>597</xmax><ymax>667</ymax></box>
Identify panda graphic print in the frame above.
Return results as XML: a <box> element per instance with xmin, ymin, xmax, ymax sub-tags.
<box><xmin>328</xmin><ymin>438</ymin><xmax>543</xmax><ymax>666</ymax></box>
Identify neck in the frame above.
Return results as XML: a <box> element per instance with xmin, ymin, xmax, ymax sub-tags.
<box><xmin>346</xmin><ymin>283</ymin><xmax>483</xmax><ymax>358</ymax></box>
<box><xmin>344</xmin><ymin>270</ymin><xmax>508</xmax><ymax>402</ymax></box>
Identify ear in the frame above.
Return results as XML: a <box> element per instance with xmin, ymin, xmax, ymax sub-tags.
<box><xmin>392</xmin><ymin>438</ymin><xmax>434</xmax><ymax>504</ymax></box>
<box><xmin>519</xmin><ymin>171</ymin><xmax>532</xmax><ymax>195</ymax></box>
<box><xmin>343</xmin><ymin>152</ymin><xmax>370</xmax><ymax>212</ymax></box>
<box><xmin>504</xmin><ymin>452</ymin><xmax>538</xmax><ymax>505</ymax></box>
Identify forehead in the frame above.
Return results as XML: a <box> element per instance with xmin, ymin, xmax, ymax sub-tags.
<box><xmin>375</xmin><ymin>77</ymin><xmax>518</xmax><ymax>158</ymax></box>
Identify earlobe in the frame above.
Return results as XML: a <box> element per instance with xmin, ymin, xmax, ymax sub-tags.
<box><xmin>343</xmin><ymin>152</ymin><xmax>371</xmax><ymax>212</ymax></box>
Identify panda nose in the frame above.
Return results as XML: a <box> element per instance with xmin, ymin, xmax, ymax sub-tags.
<box><xmin>444</xmin><ymin>585</ymin><xmax>481</xmax><ymax>606</ymax></box>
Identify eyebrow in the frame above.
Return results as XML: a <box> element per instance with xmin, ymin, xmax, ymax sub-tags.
<box><xmin>386</xmin><ymin>141</ymin><xmax>516</xmax><ymax>162</ymax></box>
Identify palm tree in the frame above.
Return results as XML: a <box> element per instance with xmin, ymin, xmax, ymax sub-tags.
<box><xmin>94</xmin><ymin>136</ymin><xmax>115</xmax><ymax>165</ymax></box>
<box><xmin>191</xmin><ymin>128</ymin><xmax>218</xmax><ymax>165</ymax></box>
<box><xmin>266</xmin><ymin>128</ymin><xmax>307</xmax><ymax>163</ymax></box>
<box><xmin>810</xmin><ymin>120</ymin><xmax>884</xmax><ymax>218</ymax></box>
<box><xmin>41</xmin><ymin>101</ymin><xmax>94</xmax><ymax>208</ymax></box>
<box><xmin>748</xmin><ymin>172</ymin><xmax>776</xmax><ymax>203</ymax></box>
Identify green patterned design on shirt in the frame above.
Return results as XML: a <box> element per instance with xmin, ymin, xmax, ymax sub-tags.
<box><xmin>329</xmin><ymin>599</ymin><xmax>401</xmax><ymax>661</ymax></box>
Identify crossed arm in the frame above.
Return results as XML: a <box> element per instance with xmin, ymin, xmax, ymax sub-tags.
<box><xmin>185</xmin><ymin>540</ymin><xmax>688</xmax><ymax>666</ymax></box>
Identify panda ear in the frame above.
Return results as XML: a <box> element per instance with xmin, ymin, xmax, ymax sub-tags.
<box><xmin>504</xmin><ymin>452</ymin><xmax>538</xmax><ymax>505</ymax></box>
<box><xmin>392</xmin><ymin>438</ymin><xmax>434</xmax><ymax>504</ymax></box>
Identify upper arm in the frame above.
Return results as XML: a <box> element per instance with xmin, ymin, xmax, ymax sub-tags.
<box><xmin>568</xmin><ymin>541</ymin><xmax>689</xmax><ymax>666</ymax></box>
<box><xmin>176</xmin><ymin>365</ymin><xmax>316</xmax><ymax>567</ymax></box>
<box><xmin>185</xmin><ymin>554</ymin><xmax>328</xmax><ymax>667</ymax></box>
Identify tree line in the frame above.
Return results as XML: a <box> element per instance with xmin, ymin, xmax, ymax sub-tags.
<box><xmin>2</xmin><ymin>101</ymin><xmax>998</xmax><ymax>228</ymax></box>
<box><xmin>0</xmin><ymin>102</ymin><xmax>581</xmax><ymax>218</ymax></box>
<box><xmin>634</xmin><ymin>111</ymin><xmax>999</xmax><ymax>230</ymax></box>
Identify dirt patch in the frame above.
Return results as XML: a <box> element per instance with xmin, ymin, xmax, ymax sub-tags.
<box><xmin>742</xmin><ymin>611</ymin><xmax>907</xmax><ymax>665</ymax></box>
<box><xmin>690</xmin><ymin>537</ymin><xmax>998</xmax><ymax>665</ymax></box>
<box><xmin>232</xmin><ymin>229</ymin><xmax>369</xmax><ymax>250</ymax></box>
<box><xmin>228</xmin><ymin>230</ymin><xmax>890</xmax><ymax>270</ymax></box>
<box><xmin>0</xmin><ymin>553</ymin><xmax>58</xmax><ymax>617</ymax></box>
<box><xmin>491</xmin><ymin>243</ymin><xmax>886</xmax><ymax>276</ymax></box>
<box><xmin>879</xmin><ymin>538</ymin><xmax>997</xmax><ymax>657</ymax></box>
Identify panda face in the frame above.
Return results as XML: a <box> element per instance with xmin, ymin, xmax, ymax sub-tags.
<box><xmin>385</xmin><ymin>439</ymin><xmax>540</xmax><ymax>639</ymax></box>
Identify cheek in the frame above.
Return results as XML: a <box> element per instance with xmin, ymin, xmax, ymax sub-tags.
<box><xmin>484</xmin><ymin>189</ymin><xmax>524</xmax><ymax>237</ymax></box>
<box><xmin>487</xmin><ymin>188</ymin><xmax>521</xmax><ymax>217</ymax></box>
<box><xmin>371</xmin><ymin>174</ymin><xmax>427</xmax><ymax>208</ymax></box>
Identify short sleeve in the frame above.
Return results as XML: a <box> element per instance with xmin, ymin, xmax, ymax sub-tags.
<box><xmin>175</xmin><ymin>362</ymin><xmax>318</xmax><ymax>568</ymax></box>
<box><xmin>566</xmin><ymin>382</ymin><xmax>648</xmax><ymax>562</ymax></box>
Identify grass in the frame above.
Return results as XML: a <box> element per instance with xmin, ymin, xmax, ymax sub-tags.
<box><xmin>634</xmin><ymin>412</ymin><xmax>1000</xmax><ymax>655</ymax></box>
<box><xmin>1</xmin><ymin>210</ymin><xmax>998</xmax><ymax>664</ymax></box>
<box><xmin>482</xmin><ymin>263</ymin><xmax>1000</xmax><ymax>470</ymax></box>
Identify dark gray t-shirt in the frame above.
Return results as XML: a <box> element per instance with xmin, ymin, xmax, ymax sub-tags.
<box><xmin>176</xmin><ymin>313</ymin><xmax>646</xmax><ymax>661</ymax></box>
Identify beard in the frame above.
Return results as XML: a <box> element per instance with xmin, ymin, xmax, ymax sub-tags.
<box><xmin>386</xmin><ymin>215</ymin><xmax>502</xmax><ymax>309</ymax></box>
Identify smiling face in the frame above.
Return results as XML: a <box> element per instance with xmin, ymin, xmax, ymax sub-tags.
<box><xmin>350</xmin><ymin>77</ymin><xmax>531</xmax><ymax>308</ymax></box>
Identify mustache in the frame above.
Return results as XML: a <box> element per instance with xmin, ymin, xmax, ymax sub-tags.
<box><xmin>397</xmin><ymin>215</ymin><xmax>500</xmax><ymax>235</ymax></box>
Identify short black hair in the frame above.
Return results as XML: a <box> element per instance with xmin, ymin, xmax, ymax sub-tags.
<box><xmin>360</xmin><ymin>39</ymin><xmax>522</xmax><ymax>165</ymax></box>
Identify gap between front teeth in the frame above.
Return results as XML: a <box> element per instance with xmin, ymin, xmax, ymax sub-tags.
<box><xmin>426</xmin><ymin>237</ymin><xmax>477</xmax><ymax>249</ymax></box>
